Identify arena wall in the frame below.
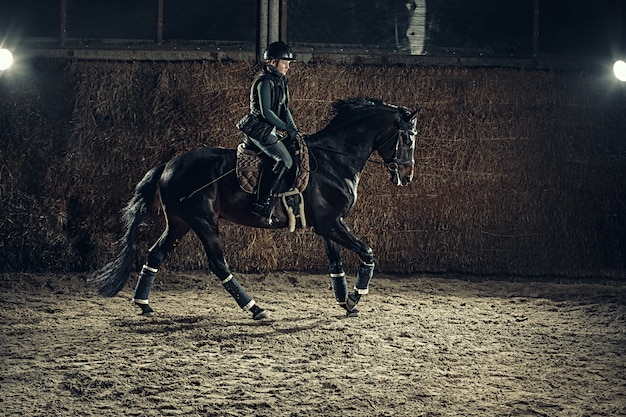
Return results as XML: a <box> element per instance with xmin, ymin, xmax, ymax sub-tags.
<box><xmin>1</xmin><ymin>58</ymin><xmax>624</xmax><ymax>278</ymax></box>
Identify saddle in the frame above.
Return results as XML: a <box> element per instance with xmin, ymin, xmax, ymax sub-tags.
<box><xmin>236</xmin><ymin>139</ymin><xmax>310</xmax><ymax>231</ymax></box>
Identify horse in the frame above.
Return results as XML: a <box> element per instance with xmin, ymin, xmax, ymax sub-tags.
<box><xmin>89</xmin><ymin>97</ymin><xmax>419</xmax><ymax>319</ymax></box>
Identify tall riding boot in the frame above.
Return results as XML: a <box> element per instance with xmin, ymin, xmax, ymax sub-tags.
<box><xmin>252</xmin><ymin>163</ymin><xmax>288</xmax><ymax>220</ymax></box>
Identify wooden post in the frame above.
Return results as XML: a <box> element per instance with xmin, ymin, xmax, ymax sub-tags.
<box><xmin>269</xmin><ymin>0</ymin><xmax>279</xmax><ymax>43</ymax></box>
<box><xmin>280</xmin><ymin>0</ymin><xmax>287</xmax><ymax>42</ymax></box>
<box><xmin>533</xmin><ymin>0</ymin><xmax>540</xmax><ymax>57</ymax></box>
<box><xmin>60</xmin><ymin>0</ymin><xmax>67</xmax><ymax>46</ymax></box>
<box><xmin>617</xmin><ymin>0</ymin><xmax>622</xmax><ymax>53</ymax></box>
<box><xmin>157</xmin><ymin>0</ymin><xmax>164</xmax><ymax>45</ymax></box>
<box><xmin>259</xmin><ymin>0</ymin><xmax>269</xmax><ymax>60</ymax></box>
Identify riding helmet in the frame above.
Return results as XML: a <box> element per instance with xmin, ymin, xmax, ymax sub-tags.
<box><xmin>263</xmin><ymin>41</ymin><xmax>295</xmax><ymax>61</ymax></box>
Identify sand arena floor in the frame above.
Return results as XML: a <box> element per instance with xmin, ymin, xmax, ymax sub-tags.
<box><xmin>1</xmin><ymin>272</ymin><xmax>624</xmax><ymax>416</ymax></box>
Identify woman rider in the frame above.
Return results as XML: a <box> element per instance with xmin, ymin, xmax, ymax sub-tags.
<box><xmin>237</xmin><ymin>41</ymin><xmax>298</xmax><ymax>223</ymax></box>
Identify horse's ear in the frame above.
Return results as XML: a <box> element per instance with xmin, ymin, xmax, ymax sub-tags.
<box><xmin>409</xmin><ymin>106</ymin><xmax>422</xmax><ymax>121</ymax></box>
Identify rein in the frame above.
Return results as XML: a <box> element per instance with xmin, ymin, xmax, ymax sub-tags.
<box><xmin>181</xmin><ymin>120</ymin><xmax>414</xmax><ymax>202</ymax></box>
<box><xmin>307</xmin><ymin>128</ymin><xmax>414</xmax><ymax>172</ymax></box>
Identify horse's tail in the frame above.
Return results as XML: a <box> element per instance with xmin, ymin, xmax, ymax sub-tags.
<box><xmin>89</xmin><ymin>163</ymin><xmax>167</xmax><ymax>297</ymax></box>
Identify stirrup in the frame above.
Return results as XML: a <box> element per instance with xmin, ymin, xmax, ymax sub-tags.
<box><xmin>252</xmin><ymin>195</ymin><xmax>277</xmax><ymax>219</ymax></box>
<box><xmin>252</xmin><ymin>202</ymin><xmax>273</xmax><ymax>218</ymax></box>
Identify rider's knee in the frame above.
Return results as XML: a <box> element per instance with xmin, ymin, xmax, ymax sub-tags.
<box><xmin>283</xmin><ymin>154</ymin><xmax>293</xmax><ymax>170</ymax></box>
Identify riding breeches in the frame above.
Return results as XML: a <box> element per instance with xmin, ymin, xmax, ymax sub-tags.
<box><xmin>246</xmin><ymin>131</ymin><xmax>294</xmax><ymax>170</ymax></box>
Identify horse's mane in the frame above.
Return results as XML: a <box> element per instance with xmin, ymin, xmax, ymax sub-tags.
<box><xmin>309</xmin><ymin>97</ymin><xmax>412</xmax><ymax>139</ymax></box>
<box><xmin>331</xmin><ymin>97</ymin><xmax>392</xmax><ymax>119</ymax></box>
<box><xmin>328</xmin><ymin>97</ymin><xmax>411</xmax><ymax>126</ymax></box>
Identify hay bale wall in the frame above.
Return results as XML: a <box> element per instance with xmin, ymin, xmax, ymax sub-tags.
<box><xmin>1</xmin><ymin>58</ymin><xmax>624</xmax><ymax>278</ymax></box>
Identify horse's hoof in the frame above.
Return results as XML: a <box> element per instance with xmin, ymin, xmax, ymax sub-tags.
<box><xmin>346</xmin><ymin>308</ymin><xmax>360</xmax><ymax>318</ymax></box>
<box><xmin>253</xmin><ymin>310</ymin><xmax>269</xmax><ymax>320</ymax></box>
<box><xmin>346</xmin><ymin>292</ymin><xmax>361</xmax><ymax>311</ymax></box>
<box><xmin>135</xmin><ymin>302</ymin><xmax>154</xmax><ymax>316</ymax></box>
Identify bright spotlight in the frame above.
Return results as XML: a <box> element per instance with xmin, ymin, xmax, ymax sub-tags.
<box><xmin>614</xmin><ymin>60</ymin><xmax>626</xmax><ymax>82</ymax></box>
<box><xmin>0</xmin><ymin>48</ymin><xmax>13</xmax><ymax>70</ymax></box>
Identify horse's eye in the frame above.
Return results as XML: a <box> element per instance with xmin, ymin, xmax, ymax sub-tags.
<box><xmin>401</xmin><ymin>132</ymin><xmax>413</xmax><ymax>146</ymax></box>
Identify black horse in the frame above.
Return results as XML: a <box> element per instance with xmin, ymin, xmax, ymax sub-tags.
<box><xmin>90</xmin><ymin>97</ymin><xmax>419</xmax><ymax>319</ymax></box>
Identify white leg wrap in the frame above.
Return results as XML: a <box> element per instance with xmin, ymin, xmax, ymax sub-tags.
<box><xmin>354</xmin><ymin>262</ymin><xmax>374</xmax><ymax>294</ymax></box>
<box><xmin>331</xmin><ymin>272</ymin><xmax>348</xmax><ymax>304</ymax></box>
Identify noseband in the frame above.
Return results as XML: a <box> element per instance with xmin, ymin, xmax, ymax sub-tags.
<box><xmin>380</xmin><ymin>129</ymin><xmax>415</xmax><ymax>175</ymax></box>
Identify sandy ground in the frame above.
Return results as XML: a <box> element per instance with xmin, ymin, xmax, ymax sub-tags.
<box><xmin>1</xmin><ymin>271</ymin><xmax>625</xmax><ymax>417</ymax></box>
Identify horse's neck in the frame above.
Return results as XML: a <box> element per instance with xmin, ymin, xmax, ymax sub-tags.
<box><xmin>310</xmin><ymin>130</ymin><xmax>371</xmax><ymax>156</ymax></box>
<box><xmin>306</xmin><ymin>131</ymin><xmax>374</xmax><ymax>184</ymax></box>
<box><xmin>308</xmin><ymin>109</ymin><xmax>397</xmax><ymax>171</ymax></box>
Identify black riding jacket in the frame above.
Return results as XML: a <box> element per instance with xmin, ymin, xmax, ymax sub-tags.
<box><xmin>237</xmin><ymin>64</ymin><xmax>296</xmax><ymax>143</ymax></box>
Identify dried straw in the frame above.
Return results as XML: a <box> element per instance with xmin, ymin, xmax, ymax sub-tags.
<box><xmin>1</xmin><ymin>59</ymin><xmax>624</xmax><ymax>278</ymax></box>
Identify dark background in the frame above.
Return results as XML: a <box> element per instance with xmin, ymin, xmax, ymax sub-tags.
<box><xmin>0</xmin><ymin>0</ymin><xmax>624</xmax><ymax>58</ymax></box>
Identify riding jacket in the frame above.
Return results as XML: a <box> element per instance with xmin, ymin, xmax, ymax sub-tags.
<box><xmin>237</xmin><ymin>64</ymin><xmax>297</xmax><ymax>145</ymax></box>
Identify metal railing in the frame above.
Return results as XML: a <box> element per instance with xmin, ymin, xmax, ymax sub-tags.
<box><xmin>0</xmin><ymin>0</ymin><xmax>622</xmax><ymax>66</ymax></box>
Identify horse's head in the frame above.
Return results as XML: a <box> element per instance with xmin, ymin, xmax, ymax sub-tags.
<box><xmin>376</xmin><ymin>105</ymin><xmax>419</xmax><ymax>186</ymax></box>
<box><xmin>321</xmin><ymin>98</ymin><xmax>420</xmax><ymax>186</ymax></box>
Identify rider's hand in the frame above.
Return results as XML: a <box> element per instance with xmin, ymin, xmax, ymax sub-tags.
<box><xmin>286</xmin><ymin>126</ymin><xmax>297</xmax><ymax>139</ymax></box>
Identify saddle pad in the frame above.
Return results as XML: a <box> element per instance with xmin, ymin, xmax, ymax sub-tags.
<box><xmin>236</xmin><ymin>141</ymin><xmax>310</xmax><ymax>194</ymax></box>
<box><xmin>236</xmin><ymin>144</ymin><xmax>264</xmax><ymax>194</ymax></box>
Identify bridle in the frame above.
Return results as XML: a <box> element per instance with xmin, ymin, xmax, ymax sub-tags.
<box><xmin>379</xmin><ymin>128</ymin><xmax>415</xmax><ymax>175</ymax></box>
<box><xmin>306</xmin><ymin>127</ymin><xmax>415</xmax><ymax>177</ymax></box>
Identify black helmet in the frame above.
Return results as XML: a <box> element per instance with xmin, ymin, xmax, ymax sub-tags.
<box><xmin>263</xmin><ymin>41</ymin><xmax>295</xmax><ymax>61</ymax></box>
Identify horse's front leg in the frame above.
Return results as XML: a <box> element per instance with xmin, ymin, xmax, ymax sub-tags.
<box><xmin>322</xmin><ymin>221</ymin><xmax>376</xmax><ymax>313</ymax></box>
<box><xmin>346</xmin><ymin>260</ymin><xmax>375</xmax><ymax>313</ymax></box>
<box><xmin>324</xmin><ymin>238</ymin><xmax>360</xmax><ymax>317</ymax></box>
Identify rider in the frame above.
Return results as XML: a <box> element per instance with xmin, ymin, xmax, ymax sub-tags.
<box><xmin>237</xmin><ymin>41</ymin><xmax>298</xmax><ymax>222</ymax></box>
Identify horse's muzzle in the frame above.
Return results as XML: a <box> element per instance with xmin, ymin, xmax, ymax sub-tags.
<box><xmin>390</xmin><ymin>163</ymin><xmax>414</xmax><ymax>186</ymax></box>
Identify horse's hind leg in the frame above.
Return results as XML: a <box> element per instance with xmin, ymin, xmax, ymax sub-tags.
<box><xmin>190</xmin><ymin>218</ymin><xmax>267</xmax><ymax>320</ymax></box>
<box><xmin>220</xmin><ymin>274</ymin><xmax>267</xmax><ymax>320</ymax></box>
<box><xmin>132</xmin><ymin>219</ymin><xmax>189</xmax><ymax>315</ymax></box>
